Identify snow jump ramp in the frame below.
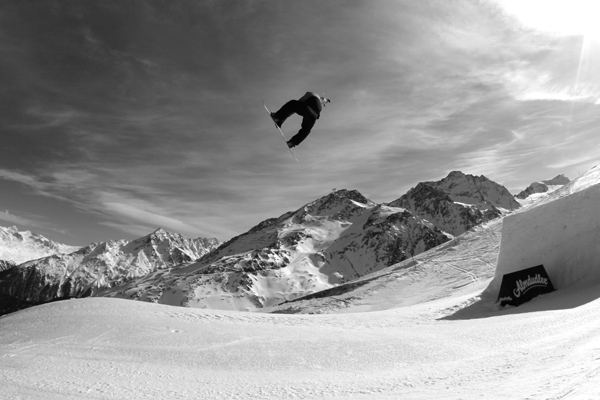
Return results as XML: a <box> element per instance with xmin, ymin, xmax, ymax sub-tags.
<box><xmin>484</xmin><ymin>182</ymin><xmax>600</xmax><ymax>304</ymax></box>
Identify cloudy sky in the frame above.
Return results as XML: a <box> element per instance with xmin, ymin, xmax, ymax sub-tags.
<box><xmin>1</xmin><ymin>0</ymin><xmax>600</xmax><ymax>246</ymax></box>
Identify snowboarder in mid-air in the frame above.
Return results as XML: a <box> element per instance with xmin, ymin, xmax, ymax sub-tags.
<box><xmin>269</xmin><ymin>92</ymin><xmax>330</xmax><ymax>148</ymax></box>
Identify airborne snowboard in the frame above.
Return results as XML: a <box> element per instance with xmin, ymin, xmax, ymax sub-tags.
<box><xmin>264</xmin><ymin>102</ymin><xmax>299</xmax><ymax>163</ymax></box>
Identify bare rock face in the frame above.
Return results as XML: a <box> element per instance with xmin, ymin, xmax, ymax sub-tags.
<box><xmin>515</xmin><ymin>182</ymin><xmax>550</xmax><ymax>199</ymax></box>
<box><xmin>0</xmin><ymin>260</ymin><xmax>15</xmax><ymax>272</ymax></box>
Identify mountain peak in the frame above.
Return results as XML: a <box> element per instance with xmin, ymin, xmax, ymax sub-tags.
<box><xmin>326</xmin><ymin>189</ymin><xmax>371</xmax><ymax>202</ymax></box>
<box><xmin>443</xmin><ymin>171</ymin><xmax>493</xmax><ymax>185</ymax></box>
<box><xmin>446</xmin><ymin>170</ymin><xmax>467</xmax><ymax>179</ymax></box>
<box><xmin>542</xmin><ymin>174</ymin><xmax>570</xmax><ymax>186</ymax></box>
<box><xmin>298</xmin><ymin>189</ymin><xmax>374</xmax><ymax>222</ymax></box>
<box><xmin>149</xmin><ymin>227</ymin><xmax>175</xmax><ymax>239</ymax></box>
<box><xmin>388</xmin><ymin>171</ymin><xmax>519</xmax><ymax>236</ymax></box>
<box><xmin>516</xmin><ymin>174</ymin><xmax>570</xmax><ymax>199</ymax></box>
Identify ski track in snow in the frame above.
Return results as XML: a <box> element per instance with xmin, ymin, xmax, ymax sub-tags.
<box><xmin>269</xmin><ymin>217</ymin><xmax>503</xmax><ymax>315</ymax></box>
<box><xmin>3</xmin><ymin>287</ymin><xmax>600</xmax><ymax>400</ymax></box>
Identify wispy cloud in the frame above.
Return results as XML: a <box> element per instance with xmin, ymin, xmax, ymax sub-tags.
<box><xmin>1</xmin><ymin>0</ymin><xmax>600</xmax><ymax>244</ymax></box>
<box><xmin>0</xmin><ymin>209</ymin><xmax>38</xmax><ymax>227</ymax></box>
<box><xmin>100</xmin><ymin>199</ymin><xmax>198</xmax><ymax>237</ymax></box>
<box><xmin>0</xmin><ymin>170</ymin><xmax>71</xmax><ymax>203</ymax></box>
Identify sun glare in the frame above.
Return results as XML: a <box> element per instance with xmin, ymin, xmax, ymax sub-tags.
<box><xmin>498</xmin><ymin>0</ymin><xmax>600</xmax><ymax>102</ymax></box>
<box><xmin>497</xmin><ymin>0</ymin><xmax>600</xmax><ymax>38</ymax></box>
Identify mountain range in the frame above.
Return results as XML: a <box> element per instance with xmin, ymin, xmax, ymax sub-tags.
<box><xmin>98</xmin><ymin>189</ymin><xmax>451</xmax><ymax>310</ymax></box>
<box><xmin>0</xmin><ymin>171</ymin><xmax>553</xmax><ymax>315</ymax></box>
<box><xmin>0</xmin><ymin>228</ymin><xmax>219</xmax><ymax>315</ymax></box>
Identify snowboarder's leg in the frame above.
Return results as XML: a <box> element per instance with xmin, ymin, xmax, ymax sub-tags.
<box><xmin>272</xmin><ymin>100</ymin><xmax>302</xmax><ymax>127</ymax></box>
<box><xmin>287</xmin><ymin>114</ymin><xmax>316</xmax><ymax>147</ymax></box>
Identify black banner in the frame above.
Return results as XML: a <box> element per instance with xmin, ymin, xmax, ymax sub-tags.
<box><xmin>497</xmin><ymin>264</ymin><xmax>555</xmax><ymax>307</ymax></box>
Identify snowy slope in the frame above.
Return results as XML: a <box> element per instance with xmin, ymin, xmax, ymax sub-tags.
<box><xmin>269</xmin><ymin>217</ymin><xmax>501</xmax><ymax>314</ymax></box>
<box><xmin>3</xmin><ymin>273</ymin><xmax>600</xmax><ymax>399</ymax></box>
<box><xmin>99</xmin><ymin>190</ymin><xmax>451</xmax><ymax>311</ymax></box>
<box><xmin>0</xmin><ymin>225</ymin><xmax>79</xmax><ymax>265</ymax></box>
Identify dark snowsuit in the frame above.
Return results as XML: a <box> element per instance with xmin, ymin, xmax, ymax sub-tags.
<box><xmin>272</xmin><ymin>92</ymin><xmax>325</xmax><ymax>147</ymax></box>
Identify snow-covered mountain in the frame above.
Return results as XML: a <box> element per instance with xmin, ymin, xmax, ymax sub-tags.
<box><xmin>0</xmin><ymin>228</ymin><xmax>220</xmax><ymax>310</ymax></box>
<box><xmin>270</xmin><ymin>167</ymin><xmax>599</xmax><ymax>315</ymax></box>
<box><xmin>99</xmin><ymin>189</ymin><xmax>451</xmax><ymax>310</ymax></box>
<box><xmin>542</xmin><ymin>174</ymin><xmax>570</xmax><ymax>186</ymax></box>
<box><xmin>515</xmin><ymin>174</ymin><xmax>570</xmax><ymax>199</ymax></box>
<box><xmin>388</xmin><ymin>171</ymin><xmax>520</xmax><ymax>236</ymax></box>
<box><xmin>0</xmin><ymin>225</ymin><xmax>79</xmax><ymax>265</ymax></box>
<box><xmin>6</xmin><ymin>167</ymin><xmax>600</xmax><ymax>400</ymax></box>
<box><xmin>0</xmin><ymin>171</ymin><xmax>519</xmax><ymax>314</ymax></box>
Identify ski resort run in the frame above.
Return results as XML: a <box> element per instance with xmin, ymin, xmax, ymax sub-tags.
<box><xmin>2</xmin><ymin>166</ymin><xmax>600</xmax><ymax>399</ymax></box>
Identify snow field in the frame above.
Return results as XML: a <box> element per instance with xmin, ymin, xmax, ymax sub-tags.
<box><xmin>3</xmin><ymin>285</ymin><xmax>600</xmax><ymax>400</ymax></box>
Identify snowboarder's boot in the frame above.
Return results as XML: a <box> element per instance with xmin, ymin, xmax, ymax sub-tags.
<box><xmin>270</xmin><ymin>113</ymin><xmax>283</xmax><ymax>128</ymax></box>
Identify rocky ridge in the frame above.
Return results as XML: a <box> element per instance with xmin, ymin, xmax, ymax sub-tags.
<box><xmin>388</xmin><ymin>171</ymin><xmax>520</xmax><ymax>236</ymax></box>
<box><xmin>0</xmin><ymin>260</ymin><xmax>15</xmax><ymax>272</ymax></box>
<box><xmin>516</xmin><ymin>174</ymin><xmax>571</xmax><ymax>199</ymax></box>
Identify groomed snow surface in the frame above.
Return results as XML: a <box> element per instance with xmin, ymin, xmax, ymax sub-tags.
<box><xmin>3</xmin><ymin>166</ymin><xmax>600</xmax><ymax>400</ymax></box>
